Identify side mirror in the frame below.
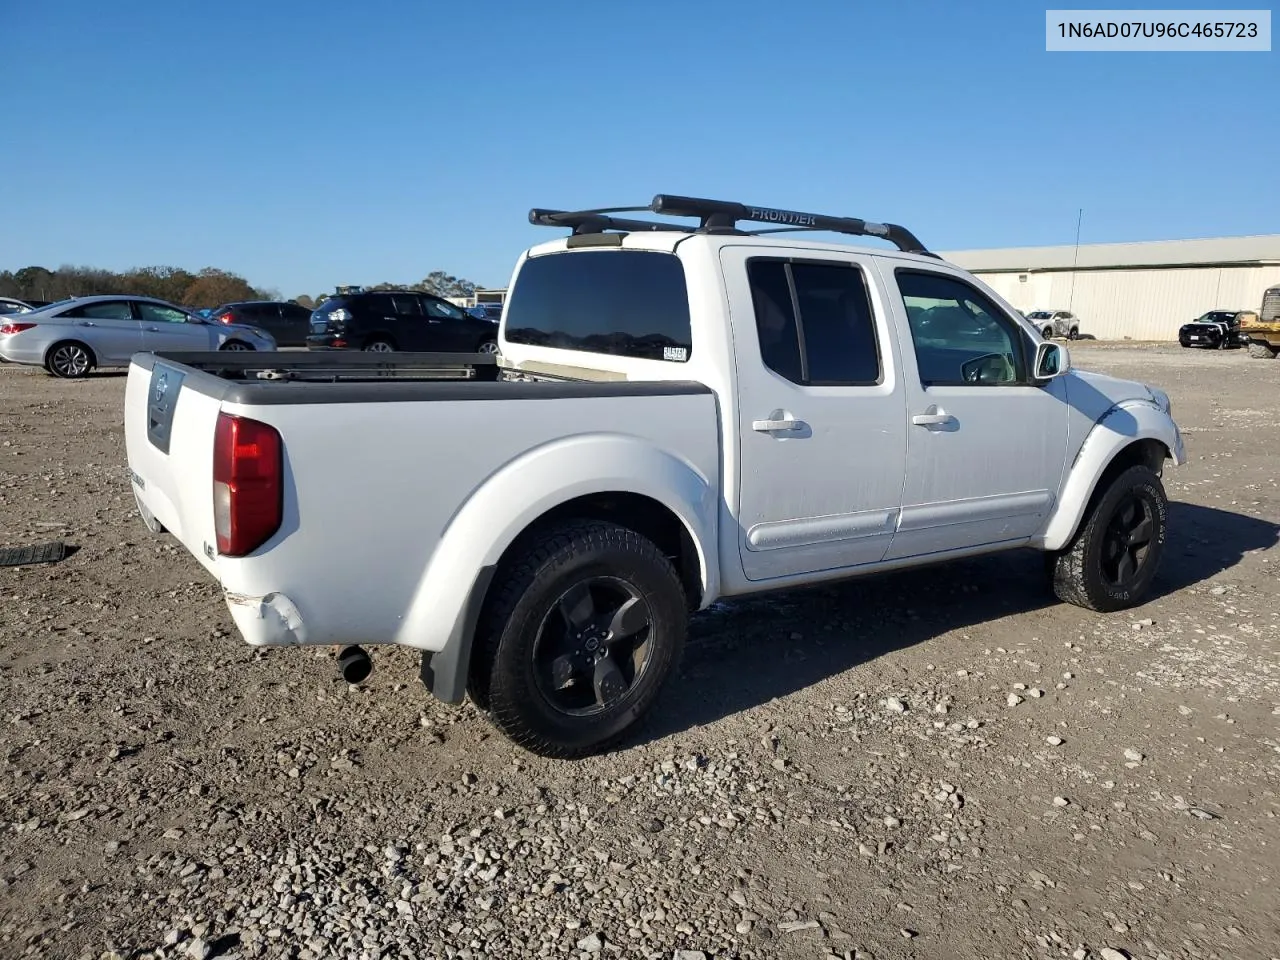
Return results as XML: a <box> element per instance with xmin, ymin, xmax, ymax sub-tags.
<box><xmin>1035</xmin><ymin>340</ymin><xmax>1069</xmax><ymax>380</ymax></box>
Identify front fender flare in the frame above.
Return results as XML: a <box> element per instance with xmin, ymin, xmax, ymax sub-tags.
<box><xmin>395</xmin><ymin>431</ymin><xmax>718</xmax><ymax>667</ymax></box>
<box><xmin>1037</xmin><ymin>401</ymin><xmax>1186</xmax><ymax>552</ymax></box>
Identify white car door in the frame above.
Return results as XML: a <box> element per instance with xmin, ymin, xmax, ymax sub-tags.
<box><xmin>56</xmin><ymin>299</ymin><xmax>142</xmax><ymax>363</ymax></box>
<box><xmin>136</xmin><ymin>302</ymin><xmax>212</xmax><ymax>352</ymax></box>
<box><xmin>723</xmin><ymin>245</ymin><xmax>908</xmax><ymax>582</ymax></box>
<box><xmin>877</xmin><ymin>261</ymin><xmax>1070</xmax><ymax>561</ymax></box>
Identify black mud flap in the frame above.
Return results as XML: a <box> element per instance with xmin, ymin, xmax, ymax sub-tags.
<box><xmin>0</xmin><ymin>542</ymin><xmax>68</xmax><ymax>567</ymax></box>
<box><xmin>420</xmin><ymin>565</ymin><xmax>496</xmax><ymax>703</ymax></box>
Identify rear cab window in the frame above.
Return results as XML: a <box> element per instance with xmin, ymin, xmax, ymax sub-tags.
<box><xmin>504</xmin><ymin>249</ymin><xmax>693</xmax><ymax>362</ymax></box>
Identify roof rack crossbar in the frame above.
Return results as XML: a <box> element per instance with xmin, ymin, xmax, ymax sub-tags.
<box><xmin>529</xmin><ymin>194</ymin><xmax>933</xmax><ymax>255</ymax></box>
<box><xmin>649</xmin><ymin>194</ymin><xmax>931</xmax><ymax>254</ymax></box>
<box><xmin>529</xmin><ymin>208</ymin><xmax>683</xmax><ymax>235</ymax></box>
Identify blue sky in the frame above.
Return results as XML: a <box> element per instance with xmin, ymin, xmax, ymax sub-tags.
<box><xmin>2</xmin><ymin>0</ymin><xmax>1276</xmax><ymax>296</ymax></box>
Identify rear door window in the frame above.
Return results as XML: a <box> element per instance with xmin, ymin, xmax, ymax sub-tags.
<box><xmin>360</xmin><ymin>294</ymin><xmax>395</xmax><ymax>318</ymax></box>
<box><xmin>746</xmin><ymin>258</ymin><xmax>881</xmax><ymax>385</ymax></box>
<box><xmin>246</xmin><ymin>304</ymin><xmax>279</xmax><ymax>322</ymax></box>
<box><xmin>61</xmin><ymin>300</ymin><xmax>136</xmax><ymax>320</ymax></box>
<box><xmin>504</xmin><ymin>250</ymin><xmax>693</xmax><ymax>362</ymax></box>
<box><xmin>390</xmin><ymin>294</ymin><xmax>422</xmax><ymax>315</ymax></box>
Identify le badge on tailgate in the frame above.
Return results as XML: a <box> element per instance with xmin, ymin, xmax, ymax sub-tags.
<box><xmin>146</xmin><ymin>362</ymin><xmax>186</xmax><ymax>454</ymax></box>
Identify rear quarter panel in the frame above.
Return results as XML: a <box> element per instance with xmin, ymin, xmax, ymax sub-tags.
<box><xmin>210</xmin><ymin>388</ymin><xmax>722</xmax><ymax>651</ymax></box>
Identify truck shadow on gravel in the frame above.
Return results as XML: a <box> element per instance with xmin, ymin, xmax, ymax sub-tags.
<box><xmin>635</xmin><ymin>501</ymin><xmax>1278</xmax><ymax>744</ymax></box>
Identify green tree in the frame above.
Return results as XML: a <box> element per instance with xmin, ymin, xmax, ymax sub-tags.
<box><xmin>182</xmin><ymin>268</ymin><xmax>262</xmax><ymax>309</ymax></box>
<box><xmin>419</xmin><ymin>271</ymin><xmax>479</xmax><ymax>298</ymax></box>
<box><xmin>13</xmin><ymin>266</ymin><xmax>55</xmax><ymax>299</ymax></box>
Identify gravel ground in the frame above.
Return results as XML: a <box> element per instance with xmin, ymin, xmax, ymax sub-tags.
<box><xmin>1</xmin><ymin>342</ymin><xmax>1278</xmax><ymax>960</ymax></box>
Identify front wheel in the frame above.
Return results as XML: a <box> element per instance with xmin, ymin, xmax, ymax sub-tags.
<box><xmin>219</xmin><ymin>340</ymin><xmax>253</xmax><ymax>351</ymax></box>
<box><xmin>1049</xmin><ymin>464</ymin><xmax>1167</xmax><ymax>612</ymax></box>
<box><xmin>1042</xmin><ymin>327</ymin><xmax>1054</xmax><ymax>339</ymax></box>
<box><xmin>476</xmin><ymin>339</ymin><xmax>499</xmax><ymax>355</ymax></box>
<box><xmin>468</xmin><ymin>519</ymin><xmax>687</xmax><ymax>758</ymax></box>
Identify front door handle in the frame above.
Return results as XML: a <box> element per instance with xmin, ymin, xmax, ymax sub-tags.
<box><xmin>76</xmin><ymin>321</ymin><xmax>97</xmax><ymax>327</ymax></box>
<box><xmin>912</xmin><ymin>412</ymin><xmax>957</xmax><ymax>427</ymax></box>
<box><xmin>753</xmin><ymin>418</ymin><xmax>801</xmax><ymax>432</ymax></box>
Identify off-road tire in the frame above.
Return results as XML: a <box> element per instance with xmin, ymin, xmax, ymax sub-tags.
<box><xmin>1247</xmin><ymin>341</ymin><xmax>1277</xmax><ymax>359</ymax></box>
<box><xmin>467</xmin><ymin>519</ymin><xmax>687</xmax><ymax>758</ymax></box>
<box><xmin>1050</xmin><ymin>464</ymin><xmax>1167</xmax><ymax>612</ymax></box>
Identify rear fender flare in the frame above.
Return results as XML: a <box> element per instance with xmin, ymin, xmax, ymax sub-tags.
<box><xmin>394</xmin><ymin>432</ymin><xmax>717</xmax><ymax>654</ymax></box>
<box><xmin>1037</xmin><ymin>401</ymin><xmax>1184</xmax><ymax>551</ymax></box>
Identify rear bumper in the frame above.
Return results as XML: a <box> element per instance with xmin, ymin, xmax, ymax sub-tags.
<box><xmin>0</xmin><ymin>338</ymin><xmax>45</xmax><ymax>364</ymax></box>
<box><xmin>223</xmin><ymin>590</ymin><xmax>312</xmax><ymax>645</ymax></box>
<box><xmin>305</xmin><ymin>335</ymin><xmax>349</xmax><ymax>350</ymax></box>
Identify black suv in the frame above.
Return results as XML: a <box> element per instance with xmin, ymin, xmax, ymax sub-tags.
<box><xmin>212</xmin><ymin>300</ymin><xmax>314</xmax><ymax>347</ymax></box>
<box><xmin>306</xmin><ymin>289</ymin><xmax>499</xmax><ymax>354</ymax></box>
<box><xmin>1179</xmin><ymin>310</ymin><xmax>1248</xmax><ymax>349</ymax></box>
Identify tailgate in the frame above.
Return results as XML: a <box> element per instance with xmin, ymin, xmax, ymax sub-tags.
<box><xmin>124</xmin><ymin>356</ymin><xmax>225</xmax><ymax>575</ymax></box>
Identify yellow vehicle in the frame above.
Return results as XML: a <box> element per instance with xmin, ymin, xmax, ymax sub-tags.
<box><xmin>1241</xmin><ymin>286</ymin><xmax>1280</xmax><ymax>358</ymax></box>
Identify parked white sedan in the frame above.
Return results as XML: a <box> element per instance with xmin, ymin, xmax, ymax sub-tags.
<box><xmin>0</xmin><ymin>295</ymin><xmax>277</xmax><ymax>378</ymax></box>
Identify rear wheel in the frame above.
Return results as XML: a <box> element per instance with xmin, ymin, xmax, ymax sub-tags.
<box><xmin>476</xmin><ymin>339</ymin><xmax>499</xmax><ymax>355</ymax></box>
<box><xmin>363</xmin><ymin>339</ymin><xmax>395</xmax><ymax>352</ymax></box>
<box><xmin>220</xmin><ymin>340</ymin><xmax>253</xmax><ymax>351</ymax></box>
<box><xmin>468</xmin><ymin>519</ymin><xmax>687</xmax><ymax>758</ymax></box>
<box><xmin>45</xmin><ymin>341</ymin><xmax>94</xmax><ymax>378</ymax></box>
<box><xmin>1068</xmin><ymin>327</ymin><xmax>1079</xmax><ymax>340</ymax></box>
<box><xmin>1247</xmin><ymin>341</ymin><xmax>1277</xmax><ymax>359</ymax></box>
<box><xmin>1049</xmin><ymin>464</ymin><xmax>1167</xmax><ymax>612</ymax></box>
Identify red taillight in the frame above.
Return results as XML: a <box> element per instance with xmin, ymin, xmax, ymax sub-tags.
<box><xmin>0</xmin><ymin>322</ymin><xmax>37</xmax><ymax>335</ymax></box>
<box><xmin>212</xmin><ymin>412</ymin><xmax>283</xmax><ymax>557</ymax></box>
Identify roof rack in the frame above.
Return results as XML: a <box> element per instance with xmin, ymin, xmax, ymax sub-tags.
<box><xmin>529</xmin><ymin>194</ymin><xmax>935</xmax><ymax>256</ymax></box>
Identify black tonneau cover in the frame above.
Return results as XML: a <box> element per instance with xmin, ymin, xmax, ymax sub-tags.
<box><xmin>129</xmin><ymin>350</ymin><xmax>712</xmax><ymax>407</ymax></box>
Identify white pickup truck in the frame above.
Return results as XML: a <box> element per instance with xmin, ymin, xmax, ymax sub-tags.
<box><xmin>124</xmin><ymin>194</ymin><xmax>1186</xmax><ymax>758</ymax></box>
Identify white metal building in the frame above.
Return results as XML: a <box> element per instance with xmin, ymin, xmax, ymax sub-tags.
<box><xmin>939</xmin><ymin>235</ymin><xmax>1280</xmax><ymax>341</ymax></box>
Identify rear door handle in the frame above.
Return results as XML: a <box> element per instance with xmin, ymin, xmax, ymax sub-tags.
<box><xmin>912</xmin><ymin>413</ymin><xmax>957</xmax><ymax>426</ymax></box>
<box><xmin>76</xmin><ymin>321</ymin><xmax>97</xmax><ymax>327</ymax></box>
<box><xmin>753</xmin><ymin>418</ymin><xmax>801</xmax><ymax>432</ymax></box>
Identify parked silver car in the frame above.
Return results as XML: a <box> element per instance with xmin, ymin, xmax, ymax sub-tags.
<box><xmin>0</xmin><ymin>295</ymin><xmax>277</xmax><ymax>378</ymax></box>
<box><xmin>0</xmin><ymin>297</ymin><xmax>38</xmax><ymax>316</ymax></box>
<box><xmin>1025</xmin><ymin>309</ymin><xmax>1082</xmax><ymax>340</ymax></box>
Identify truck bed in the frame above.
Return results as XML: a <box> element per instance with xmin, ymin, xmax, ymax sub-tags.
<box><xmin>124</xmin><ymin>349</ymin><xmax>721</xmax><ymax>657</ymax></box>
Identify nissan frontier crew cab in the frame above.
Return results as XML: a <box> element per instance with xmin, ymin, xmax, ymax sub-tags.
<box><xmin>124</xmin><ymin>194</ymin><xmax>1186</xmax><ymax>758</ymax></box>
